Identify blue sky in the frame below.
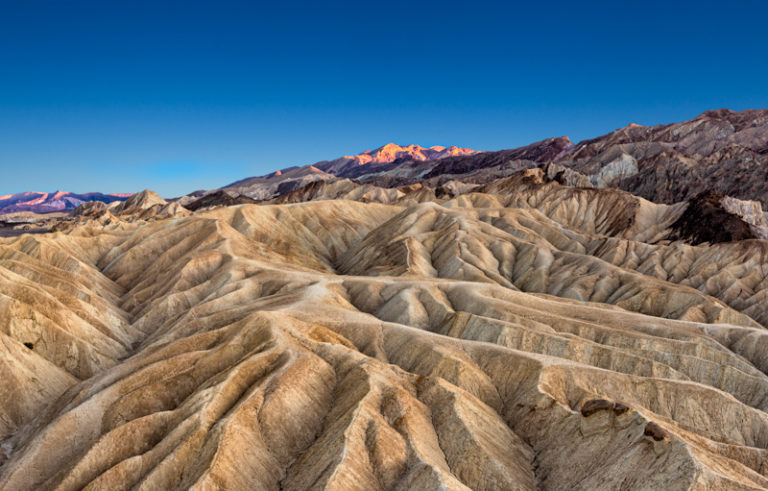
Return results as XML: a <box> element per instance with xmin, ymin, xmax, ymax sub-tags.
<box><xmin>1</xmin><ymin>0</ymin><xmax>767</xmax><ymax>196</ymax></box>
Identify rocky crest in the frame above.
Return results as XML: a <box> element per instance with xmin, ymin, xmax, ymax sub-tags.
<box><xmin>315</xmin><ymin>143</ymin><xmax>477</xmax><ymax>175</ymax></box>
<box><xmin>218</xmin><ymin>144</ymin><xmax>477</xmax><ymax>200</ymax></box>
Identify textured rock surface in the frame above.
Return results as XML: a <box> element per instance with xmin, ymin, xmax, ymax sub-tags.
<box><xmin>182</xmin><ymin>190</ymin><xmax>258</xmax><ymax>212</ymax></box>
<box><xmin>558</xmin><ymin>109</ymin><xmax>768</xmax><ymax>206</ymax></box>
<box><xmin>1</xmin><ymin>171</ymin><xmax>768</xmax><ymax>490</ymax></box>
<box><xmin>670</xmin><ymin>192</ymin><xmax>759</xmax><ymax>244</ymax></box>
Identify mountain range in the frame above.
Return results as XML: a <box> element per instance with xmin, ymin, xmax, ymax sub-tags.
<box><xmin>218</xmin><ymin>143</ymin><xmax>478</xmax><ymax>200</ymax></box>
<box><xmin>6</xmin><ymin>109</ymin><xmax>768</xmax><ymax>213</ymax></box>
<box><xmin>0</xmin><ymin>191</ymin><xmax>131</xmax><ymax>215</ymax></box>
<box><xmin>217</xmin><ymin>109</ymin><xmax>768</xmax><ymax>207</ymax></box>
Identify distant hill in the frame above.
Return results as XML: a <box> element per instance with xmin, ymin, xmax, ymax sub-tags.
<box><xmin>220</xmin><ymin>143</ymin><xmax>478</xmax><ymax>199</ymax></box>
<box><xmin>0</xmin><ymin>191</ymin><xmax>132</xmax><ymax>215</ymax></box>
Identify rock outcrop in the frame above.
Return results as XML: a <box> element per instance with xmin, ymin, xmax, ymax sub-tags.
<box><xmin>182</xmin><ymin>190</ymin><xmax>258</xmax><ymax>211</ymax></box>
<box><xmin>670</xmin><ymin>191</ymin><xmax>760</xmax><ymax>244</ymax></box>
<box><xmin>558</xmin><ymin>109</ymin><xmax>768</xmax><ymax>206</ymax></box>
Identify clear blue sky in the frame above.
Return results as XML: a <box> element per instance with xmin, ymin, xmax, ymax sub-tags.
<box><xmin>1</xmin><ymin>0</ymin><xmax>766</xmax><ymax>197</ymax></box>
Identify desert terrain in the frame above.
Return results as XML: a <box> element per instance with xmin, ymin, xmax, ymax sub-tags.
<box><xmin>1</xmin><ymin>110</ymin><xmax>768</xmax><ymax>489</ymax></box>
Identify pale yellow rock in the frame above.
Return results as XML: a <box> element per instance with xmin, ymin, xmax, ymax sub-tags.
<box><xmin>0</xmin><ymin>180</ymin><xmax>767</xmax><ymax>490</ymax></box>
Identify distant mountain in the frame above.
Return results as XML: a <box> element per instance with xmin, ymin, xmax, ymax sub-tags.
<box><xmin>0</xmin><ymin>191</ymin><xmax>132</xmax><ymax>215</ymax></box>
<box><xmin>221</xmin><ymin>165</ymin><xmax>336</xmax><ymax>200</ymax></box>
<box><xmin>556</xmin><ymin>108</ymin><xmax>768</xmax><ymax>205</ymax></box>
<box><xmin>220</xmin><ymin>143</ymin><xmax>478</xmax><ymax>199</ymax></box>
<box><xmin>344</xmin><ymin>109</ymin><xmax>768</xmax><ymax>208</ymax></box>
<box><xmin>351</xmin><ymin>109</ymin><xmax>768</xmax><ymax>206</ymax></box>
<box><xmin>313</xmin><ymin>143</ymin><xmax>477</xmax><ymax>175</ymax></box>
<box><xmin>206</xmin><ymin>108</ymin><xmax>768</xmax><ymax>208</ymax></box>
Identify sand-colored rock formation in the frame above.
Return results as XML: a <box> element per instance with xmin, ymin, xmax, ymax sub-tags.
<box><xmin>1</xmin><ymin>174</ymin><xmax>768</xmax><ymax>490</ymax></box>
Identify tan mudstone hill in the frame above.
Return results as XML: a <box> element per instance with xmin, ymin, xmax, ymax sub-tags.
<box><xmin>2</xmin><ymin>173</ymin><xmax>768</xmax><ymax>489</ymax></box>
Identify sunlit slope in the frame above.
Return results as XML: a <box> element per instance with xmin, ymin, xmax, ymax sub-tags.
<box><xmin>1</xmin><ymin>183</ymin><xmax>768</xmax><ymax>489</ymax></box>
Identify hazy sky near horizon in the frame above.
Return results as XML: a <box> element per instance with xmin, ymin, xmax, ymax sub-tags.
<box><xmin>1</xmin><ymin>1</ymin><xmax>767</xmax><ymax>196</ymax></box>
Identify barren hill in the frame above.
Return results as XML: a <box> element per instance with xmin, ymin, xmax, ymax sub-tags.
<box><xmin>2</xmin><ymin>163</ymin><xmax>768</xmax><ymax>489</ymax></box>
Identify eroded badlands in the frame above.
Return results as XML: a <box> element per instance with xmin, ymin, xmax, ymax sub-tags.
<box><xmin>1</xmin><ymin>171</ymin><xmax>768</xmax><ymax>489</ymax></box>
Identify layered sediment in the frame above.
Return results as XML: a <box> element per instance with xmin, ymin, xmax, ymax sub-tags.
<box><xmin>1</xmin><ymin>169</ymin><xmax>768</xmax><ymax>489</ymax></box>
